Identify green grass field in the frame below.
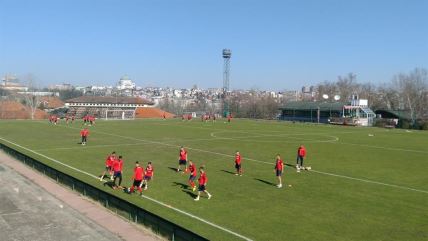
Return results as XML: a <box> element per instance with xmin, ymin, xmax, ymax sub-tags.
<box><xmin>0</xmin><ymin>119</ymin><xmax>427</xmax><ymax>241</ymax></box>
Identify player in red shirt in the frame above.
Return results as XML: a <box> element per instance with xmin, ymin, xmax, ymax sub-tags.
<box><xmin>142</xmin><ymin>162</ymin><xmax>154</xmax><ymax>190</ymax></box>
<box><xmin>227</xmin><ymin>113</ymin><xmax>232</xmax><ymax>123</ymax></box>
<box><xmin>274</xmin><ymin>154</ymin><xmax>284</xmax><ymax>188</ymax></box>
<box><xmin>112</xmin><ymin>155</ymin><xmax>124</xmax><ymax>189</ymax></box>
<box><xmin>177</xmin><ymin>146</ymin><xmax>188</xmax><ymax>173</ymax></box>
<box><xmin>129</xmin><ymin>161</ymin><xmax>144</xmax><ymax>195</ymax></box>
<box><xmin>65</xmin><ymin>115</ymin><xmax>70</xmax><ymax>125</ymax></box>
<box><xmin>188</xmin><ymin>160</ymin><xmax>197</xmax><ymax>191</ymax></box>
<box><xmin>100</xmin><ymin>152</ymin><xmax>116</xmax><ymax>181</ymax></box>
<box><xmin>194</xmin><ymin>166</ymin><xmax>212</xmax><ymax>201</ymax></box>
<box><xmin>89</xmin><ymin>115</ymin><xmax>95</xmax><ymax>126</ymax></box>
<box><xmin>234</xmin><ymin>151</ymin><xmax>242</xmax><ymax>176</ymax></box>
<box><xmin>296</xmin><ymin>145</ymin><xmax>307</xmax><ymax>172</ymax></box>
<box><xmin>80</xmin><ymin>127</ymin><xmax>89</xmax><ymax>145</ymax></box>
<box><xmin>71</xmin><ymin>114</ymin><xmax>75</xmax><ymax>123</ymax></box>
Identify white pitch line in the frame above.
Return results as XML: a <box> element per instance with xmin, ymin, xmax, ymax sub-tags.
<box><xmin>0</xmin><ymin>136</ymin><xmax>254</xmax><ymax>241</ymax></box>
<box><xmin>47</xmin><ymin>123</ymin><xmax>428</xmax><ymax>194</ymax></box>
<box><xmin>34</xmin><ymin>142</ymin><xmax>150</xmax><ymax>151</ymax></box>
<box><xmin>310</xmin><ymin>170</ymin><xmax>428</xmax><ymax>194</ymax></box>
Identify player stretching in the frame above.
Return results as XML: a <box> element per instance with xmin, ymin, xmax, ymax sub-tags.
<box><xmin>129</xmin><ymin>161</ymin><xmax>144</xmax><ymax>195</ymax></box>
<box><xmin>188</xmin><ymin>160</ymin><xmax>197</xmax><ymax>191</ymax></box>
<box><xmin>274</xmin><ymin>154</ymin><xmax>284</xmax><ymax>188</ymax></box>
<box><xmin>296</xmin><ymin>145</ymin><xmax>306</xmax><ymax>172</ymax></box>
<box><xmin>142</xmin><ymin>162</ymin><xmax>154</xmax><ymax>190</ymax></box>
<box><xmin>80</xmin><ymin>127</ymin><xmax>89</xmax><ymax>145</ymax></box>
<box><xmin>234</xmin><ymin>151</ymin><xmax>242</xmax><ymax>176</ymax></box>
<box><xmin>112</xmin><ymin>155</ymin><xmax>124</xmax><ymax>189</ymax></box>
<box><xmin>194</xmin><ymin>166</ymin><xmax>212</xmax><ymax>201</ymax></box>
<box><xmin>100</xmin><ymin>152</ymin><xmax>116</xmax><ymax>181</ymax></box>
<box><xmin>177</xmin><ymin>147</ymin><xmax>188</xmax><ymax>173</ymax></box>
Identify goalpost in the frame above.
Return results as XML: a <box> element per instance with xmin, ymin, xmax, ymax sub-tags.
<box><xmin>104</xmin><ymin>109</ymin><xmax>136</xmax><ymax>120</ymax></box>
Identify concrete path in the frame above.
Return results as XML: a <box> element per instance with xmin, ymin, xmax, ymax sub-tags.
<box><xmin>0</xmin><ymin>150</ymin><xmax>162</xmax><ymax>241</ymax></box>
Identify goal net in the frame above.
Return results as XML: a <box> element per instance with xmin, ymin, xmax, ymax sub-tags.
<box><xmin>104</xmin><ymin>109</ymin><xmax>136</xmax><ymax>120</ymax></box>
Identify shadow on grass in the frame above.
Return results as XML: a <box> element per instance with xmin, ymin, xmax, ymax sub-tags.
<box><xmin>172</xmin><ymin>181</ymin><xmax>189</xmax><ymax>190</ymax></box>
<box><xmin>103</xmin><ymin>181</ymin><xmax>115</xmax><ymax>189</ymax></box>
<box><xmin>285</xmin><ymin>163</ymin><xmax>296</xmax><ymax>168</ymax></box>
<box><xmin>220</xmin><ymin>169</ymin><xmax>236</xmax><ymax>175</ymax></box>
<box><xmin>167</xmin><ymin>167</ymin><xmax>178</xmax><ymax>172</ymax></box>
<box><xmin>182</xmin><ymin>190</ymin><xmax>197</xmax><ymax>199</ymax></box>
<box><xmin>254</xmin><ymin>178</ymin><xmax>276</xmax><ymax>186</ymax></box>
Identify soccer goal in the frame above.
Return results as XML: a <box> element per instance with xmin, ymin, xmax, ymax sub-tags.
<box><xmin>104</xmin><ymin>109</ymin><xmax>136</xmax><ymax>120</ymax></box>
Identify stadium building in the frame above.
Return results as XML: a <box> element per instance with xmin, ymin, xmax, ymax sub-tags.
<box><xmin>279</xmin><ymin>98</ymin><xmax>376</xmax><ymax>126</ymax></box>
<box><xmin>65</xmin><ymin>96</ymin><xmax>154</xmax><ymax>120</ymax></box>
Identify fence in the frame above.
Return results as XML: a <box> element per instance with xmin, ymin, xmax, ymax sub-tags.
<box><xmin>0</xmin><ymin>142</ymin><xmax>208</xmax><ymax>241</ymax></box>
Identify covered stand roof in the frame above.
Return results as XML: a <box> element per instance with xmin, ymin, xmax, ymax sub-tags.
<box><xmin>279</xmin><ymin>101</ymin><xmax>347</xmax><ymax>111</ymax></box>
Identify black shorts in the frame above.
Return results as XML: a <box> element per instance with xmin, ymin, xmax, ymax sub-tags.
<box><xmin>179</xmin><ymin>159</ymin><xmax>187</xmax><ymax>165</ymax></box>
<box><xmin>114</xmin><ymin>171</ymin><xmax>122</xmax><ymax>178</ymax></box>
<box><xmin>198</xmin><ymin>185</ymin><xmax>206</xmax><ymax>191</ymax></box>
<box><xmin>276</xmin><ymin>169</ymin><xmax>283</xmax><ymax>176</ymax></box>
<box><xmin>133</xmin><ymin>180</ymin><xmax>142</xmax><ymax>187</ymax></box>
<box><xmin>105</xmin><ymin>166</ymin><xmax>112</xmax><ymax>171</ymax></box>
<box><xmin>235</xmin><ymin>163</ymin><xmax>241</xmax><ymax>170</ymax></box>
<box><xmin>144</xmin><ymin>175</ymin><xmax>152</xmax><ymax>181</ymax></box>
<box><xmin>189</xmin><ymin>175</ymin><xmax>196</xmax><ymax>181</ymax></box>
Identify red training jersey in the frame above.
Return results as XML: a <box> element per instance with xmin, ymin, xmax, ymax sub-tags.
<box><xmin>105</xmin><ymin>155</ymin><xmax>114</xmax><ymax>166</ymax></box>
<box><xmin>275</xmin><ymin>159</ymin><xmax>284</xmax><ymax>171</ymax></box>
<box><xmin>198</xmin><ymin>172</ymin><xmax>207</xmax><ymax>185</ymax></box>
<box><xmin>179</xmin><ymin>150</ymin><xmax>187</xmax><ymax>160</ymax></box>
<box><xmin>298</xmin><ymin>147</ymin><xmax>306</xmax><ymax>157</ymax></box>
<box><xmin>189</xmin><ymin>163</ymin><xmax>197</xmax><ymax>176</ymax></box>
<box><xmin>145</xmin><ymin>166</ymin><xmax>154</xmax><ymax>177</ymax></box>
<box><xmin>235</xmin><ymin>154</ymin><xmax>241</xmax><ymax>164</ymax></box>
<box><xmin>80</xmin><ymin>129</ymin><xmax>89</xmax><ymax>137</ymax></box>
<box><xmin>112</xmin><ymin>159</ymin><xmax>121</xmax><ymax>172</ymax></box>
<box><xmin>133</xmin><ymin>166</ymin><xmax>144</xmax><ymax>180</ymax></box>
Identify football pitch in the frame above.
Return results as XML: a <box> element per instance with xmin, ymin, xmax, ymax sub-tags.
<box><xmin>0</xmin><ymin>119</ymin><xmax>427</xmax><ymax>241</ymax></box>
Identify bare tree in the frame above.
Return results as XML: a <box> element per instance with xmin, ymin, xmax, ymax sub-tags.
<box><xmin>392</xmin><ymin>68</ymin><xmax>428</xmax><ymax>124</ymax></box>
<box><xmin>23</xmin><ymin>74</ymin><xmax>41</xmax><ymax>120</ymax></box>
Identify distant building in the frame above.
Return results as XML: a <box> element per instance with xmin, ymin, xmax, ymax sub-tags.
<box><xmin>48</xmin><ymin>83</ymin><xmax>74</xmax><ymax>91</ymax></box>
<box><xmin>1</xmin><ymin>74</ymin><xmax>28</xmax><ymax>91</ymax></box>
<box><xmin>116</xmin><ymin>75</ymin><xmax>136</xmax><ymax>96</ymax></box>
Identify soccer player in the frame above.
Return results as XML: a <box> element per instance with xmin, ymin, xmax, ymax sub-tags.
<box><xmin>65</xmin><ymin>115</ymin><xmax>70</xmax><ymax>125</ymax></box>
<box><xmin>71</xmin><ymin>114</ymin><xmax>75</xmax><ymax>123</ymax></box>
<box><xmin>100</xmin><ymin>152</ymin><xmax>116</xmax><ymax>181</ymax></box>
<box><xmin>274</xmin><ymin>154</ymin><xmax>284</xmax><ymax>188</ymax></box>
<box><xmin>296</xmin><ymin>145</ymin><xmax>307</xmax><ymax>172</ymax></box>
<box><xmin>177</xmin><ymin>146</ymin><xmax>188</xmax><ymax>173</ymax></box>
<box><xmin>227</xmin><ymin>113</ymin><xmax>232</xmax><ymax>123</ymax></box>
<box><xmin>80</xmin><ymin>127</ymin><xmax>89</xmax><ymax>145</ymax></box>
<box><xmin>234</xmin><ymin>151</ymin><xmax>242</xmax><ymax>176</ymax></box>
<box><xmin>112</xmin><ymin>155</ymin><xmax>124</xmax><ymax>189</ymax></box>
<box><xmin>194</xmin><ymin>166</ymin><xmax>212</xmax><ymax>201</ymax></box>
<box><xmin>188</xmin><ymin>160</ymin><xmax>197</xmax><ymax>191</ymax></box>
<box><xmin>129</xmin><ymin>161</ymin><xmax>144</xmax><ymax>195</ymax></box>
<box><xmin>142</xmin><ymin>162</ymin><xmax>154</xmax><ymax>190</ymax></box>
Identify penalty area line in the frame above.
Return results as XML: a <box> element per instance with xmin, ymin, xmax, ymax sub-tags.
<box><xmin>0</xmin><ymin>136</ymin><xmax>254</xmax><ymax>241</ymax></box>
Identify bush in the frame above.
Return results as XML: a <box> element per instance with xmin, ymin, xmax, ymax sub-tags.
<box><xmin>398</xmin><ymin>120</ymin><xmax>411</xmax><ymax>129</ymax></box>
<box><xmin>420</xmin><ymin>121</ymin><xmax>428</xmax><ymax>130</ymax></box>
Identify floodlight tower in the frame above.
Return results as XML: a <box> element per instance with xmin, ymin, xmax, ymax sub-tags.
<box><xmin>222</xmin><ymin>49</ymin><xmax>231</xmax><ymax>116</ymax></box>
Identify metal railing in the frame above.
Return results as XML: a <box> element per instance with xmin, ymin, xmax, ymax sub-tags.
<box><xmin>0</xmin><ymin>142</ymin><xmax>208</xmax><ymax>241</ymax></box>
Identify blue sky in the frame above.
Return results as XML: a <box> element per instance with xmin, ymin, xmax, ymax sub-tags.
<box><xmin>0</xmin><ymin>0</ymin><xmax>427</xmax><ymax>90</ymax></box>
